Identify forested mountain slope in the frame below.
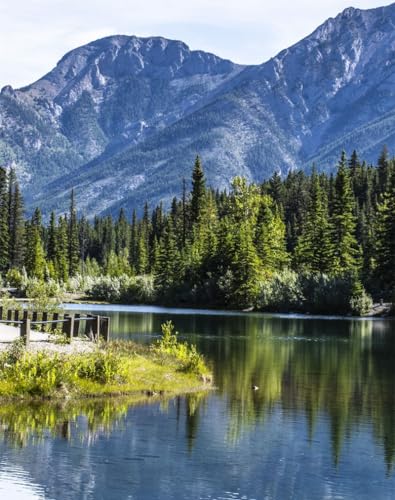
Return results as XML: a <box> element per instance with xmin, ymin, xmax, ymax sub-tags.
<box><xmin>1</xmin><ymin>4</ymin><xmax>395</xmax><ymax>215</ymax></box>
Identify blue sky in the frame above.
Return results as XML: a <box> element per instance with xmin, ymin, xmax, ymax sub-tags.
<box><xmin>0</xmin><ymin>0</ymin><xmax>391</xmax><ymax>88</ymax></box>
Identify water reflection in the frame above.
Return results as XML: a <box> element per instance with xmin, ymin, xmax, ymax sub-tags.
<box><xmin>0</xmin><ymin>306</ymin><xmax>393</xmax><ymax>499</ymax></box>
<box><xmin>65</xmin><ymin>305</ymin><xmax>395</xmax><ymax>469</ymax></box>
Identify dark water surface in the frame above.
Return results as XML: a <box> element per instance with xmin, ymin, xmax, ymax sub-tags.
<box><xmin>0</xmin><ymin>304</ymin><xmax>394</xmax><ymax>499</ymax></box>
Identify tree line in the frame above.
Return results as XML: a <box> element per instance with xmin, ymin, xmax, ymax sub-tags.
<box><xmin>0</xmin><ymin>148</ymin><xmax>394</xmax><ymax>312</ymax></box>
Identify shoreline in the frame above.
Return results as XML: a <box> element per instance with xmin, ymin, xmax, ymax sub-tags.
<box><xmin>0</xmin><ymin>325</ymin><xmax>212</xmax><ymax>401</ymax></box>
<box><xmin>63</xmin><ymin>298</ymin><xmax>395</xmax><ymax>320</ymax></box>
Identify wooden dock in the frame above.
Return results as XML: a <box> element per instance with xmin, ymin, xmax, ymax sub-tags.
<box><xmin>0</xmin><ymin>307</ymin><xmax>110</xmax><ymax>347</ymax></box>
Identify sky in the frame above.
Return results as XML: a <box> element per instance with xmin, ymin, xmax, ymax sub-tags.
<box><xmin>0</xmin><ymin>0</ymin><xmax>391</xmax><ymax>88</ymax></box>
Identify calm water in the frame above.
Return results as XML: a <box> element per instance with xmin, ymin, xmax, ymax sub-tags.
<box><xmin>0</xmin><ymin>305</ymin><xmax>394</xmax><ymax>499</ymax></box>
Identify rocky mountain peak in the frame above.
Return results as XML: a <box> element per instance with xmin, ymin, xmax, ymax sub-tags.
<box><xmin>1</xmin><ymin>4</ymin><xmax>395</xmax><ymax>217</ymax></box>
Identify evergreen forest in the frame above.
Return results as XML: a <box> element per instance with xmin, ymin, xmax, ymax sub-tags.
<box><xmin>0</xmin><ymin>148</ymin><xmax>394</xmax><ymax>315</ymax></box>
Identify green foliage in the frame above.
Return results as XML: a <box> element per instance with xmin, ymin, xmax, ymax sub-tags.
<box><xmin>23</xmin><ymin>278</ymin><xmax>64</xmax><ymax>313</ymax></box>
<box><xmin>5</xmin><ymin>268</ymin><xmax>23</xmax><ymax>287</ymax></box>
<box><xmin>0</xmin><ymin>323</ymin><xmax>211</xmax><ymax>398</ymax></box>
<box><xmin>349</xmin><ymin>280</ymin><xmax>373</xmax><ymax>316</ymax></box>
<box><xmin>156</xmin><ymin>321</ymin><xmax>208</xmax><ymax>376</ymax></box>
<box><xmin>75</xmin><ymin>351</ymin><xmax>124</xmax><ymax>384</ymax></box>
<box><xmin>0</xmin><ymin>153</ymin><xmax>393</xmax><ymax>314</ymax></box>
<box><xmin>0</xmin><ymin>351</ymin><xmax>72</xmax><ymax>397</ymax></box>
<box><xmin>86</xmin><ymin>274</ymin><xmax>155</xmax><ymax>303</ymax></box>
<box><xmin>257</xmin><ymin>269</ymin><xmax>304</xmax><ymax>311</ymax></box>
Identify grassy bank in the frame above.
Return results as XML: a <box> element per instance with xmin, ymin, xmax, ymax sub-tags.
<box><xmin>0</xmin><ymin>322</ymin><xmax>211</xmax><ymax>400</ymax></box>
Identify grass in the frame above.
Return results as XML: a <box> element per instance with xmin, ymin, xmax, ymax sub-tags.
<box><xmin>0</xmin><ymin>322</ymin><xmax>212</xmax><ymax>400</ymax></box>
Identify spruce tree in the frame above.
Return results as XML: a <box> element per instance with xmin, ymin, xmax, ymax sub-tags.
<box><xmin>129</xmin><ymin>209</ymin><xmax>138</xmax><ymax>273</ymax></box>
<box><xmin>375</xmin><ymin>170</ymin><xmax>395</xmax><ymax>296</ymax></box>
<box><xmin>294</xmin><ymin>169</ymin><xmax>332</xmax><ymax>273</ymax></box>
<box><xmin>55</xmin><ymin>216</ymin><xmax>69</xmax><ymax>282</ymax></box>
<box><xmin>47</xmin><ymin>211</ymin><xmax>57</xmax><ymax>262</ymax></box>
<box><xmin>115</xmin><ymin>208</ymin><xmax>130</xmax><ymax>255</ymax></box>
<box><xmin>330</xmin><ymin>152</ymin><xmax>360</xmax><ymax>274</ymax></box>
<box><xmin>155</xmin><ymin>219</ymin><xmax>181</xmax><ymax>293</ymax></box>
<box><xmin>0</xmin><ymin>167</ymin><xmax>9</xmax><ymax>272</ymax></box>
<box><xmin>190</xmin><ymin>156</ymin><xmax>206</xmax><ymax>225</ymax></box>
<box><xmin>9</xmin><ymin>180</ymin><xmax>25</xmax><ymax>269</ymax></box>
<box><xmin>24</xmin><ymin>216</ymin><xmax>45</xmax><ymax>280</ymax></box>
<box><xmin>256</xmin><ymin>195</ymin><xmax>288</xmax><ymax>274</ymax></box>
<box><xmin>68</xmin><ymin>190</ymin><xmax>80</xmax><ymax>275</ymax></box>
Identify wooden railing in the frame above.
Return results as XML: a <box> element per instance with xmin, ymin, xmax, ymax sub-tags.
<box><xmin>0</xmin><ymin>307</ymin><xmax>110</xmax><ymax>347</ymax></box>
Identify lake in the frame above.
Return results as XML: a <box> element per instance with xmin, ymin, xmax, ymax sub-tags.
<box><xmin>0</xmin><ymin>305</ymin><xmax>394</xmax><ymax>499</ymax></box>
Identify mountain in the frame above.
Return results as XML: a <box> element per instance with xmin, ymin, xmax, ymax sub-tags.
<box><xmin>1</xmin><ymin>4</ymin><xmax>395</xmax><ymax>215</ymax></box>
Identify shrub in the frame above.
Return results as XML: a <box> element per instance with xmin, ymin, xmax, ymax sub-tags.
<box><xmin>5</xmin><ymin>268</ymin><xmax>23</xmax><ymax>288</ymax></box>
<box><xmin>22</xmin><ymin>278</ymin><xmax>64</xmax><ymax>314</ymax></box>
<box><xmin>75</xmin><ymin>351</ymin><xmax>124</xmax><ymax>384</ymax></box>
<box><xmin>0</xmin><ymin>352</ymin><xmax>72</xmax><ymax>397</ymax></box>
<box><xmin>300</xmin><ymin>273</ymin><xmax>372</xmax><ymax>315</ymax></box>
<box><xmin>86</xmin><ymin>275</ymin><xmax>155</xmax><ymax>304</ymax></box>
<box><xmin>156</xmin><ymin>321</ymin><xmax>208</xmax><ymax>375</ymax></box>
<box><xmin>256</xmin><ymin>269</ymin><xmax>304</xmax><ymax>312</ymax></box>
<box><xmin>349</xmin><ymin>280</ymin><xmax>373</xmax><ymax>316</ymax></box>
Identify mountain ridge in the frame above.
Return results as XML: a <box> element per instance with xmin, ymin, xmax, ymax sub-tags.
<box><xmin>1</xmin><ymin>3</ymin><xmax>395</xmax><ymax>215</ymax></box>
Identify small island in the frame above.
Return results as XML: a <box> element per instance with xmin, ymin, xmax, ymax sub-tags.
<box><xmin>0</xmin><ymin>319</ymin><xmax>211</xmax><ymax>400</ymax></box>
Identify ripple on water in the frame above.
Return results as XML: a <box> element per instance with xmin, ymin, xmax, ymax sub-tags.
<box><xmin>0</xmin><ymin>462</ymin><xmax>47</xmax><ymax>499</ymax></box>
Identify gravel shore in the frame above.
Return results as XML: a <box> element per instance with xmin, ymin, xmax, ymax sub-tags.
<box><xmin>0</xmin><ymin>324</ymin><xmax>95</xmax><ymax>354</ymax></box>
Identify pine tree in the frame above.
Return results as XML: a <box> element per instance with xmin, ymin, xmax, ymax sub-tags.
<box><xmin>182</xmin><ymin>178</ymin><xmax>188</xmax><ymax>246</ymax></box>
<box><xmin>115</xmin><ymin>208</ymin><xmax>130</xmax><ymax>255</ymax></box>
<box><xmin>47</xmin><ymin>211</ymin><xmax>57</xmax><ymax>262</ymax></box>
<box><xmin>230</xmin><ymin>221</ymin><xmax>262</xmax><ymax>308</ymax></box>
<box><xmin>294</xmin><ymin>169</ymin><xmax>332</xmax><ymax>273</ymax></box>
<box><xmin>55</xmin><ymin>216</ymin><xmax>69</xmax><ymax>282</ymax></box>
<box><xmin>155</xmin><ymin>219</ymin><xmax>181</xmax><ymax>293</ymax></box>
<box><xmin>268</xmin><ymin>171</ymin><xmax>284</xmax><ymax>207</ymax></box>
<box><xmin>256</xmin><ymin>195</ymin><xmax>288</xmax><ymax>274</ymax></box>
<box><xmin>129</xmin><ymin>209</ymin><xmax>138</xmax><ymax>272</ymax></box>
<box><xmin>0</xmin><ymin>167</ymin><xmax>9</xmax><ymax>272</ymax></box>
<box><xmin>68</xmin><ymin>190</ymin><xmax>80</xmax><ymax>275</ymax></box>
<box><xmin>190</xmin><ymin>156</ymin><xmax>206</xmax><ymax>225</ymax></box>
<box><xmin>24</xmin><ymin>216</ymin><xmax>45</xmax><ymax>280</ymax></box>
<box><xmin>9</xmin><ymin>180</ymin><xmax>25</xmax><ymax>269</ymax></box>
<box><xmin>375</xmin><ymin>170</ymin><xmax>395</xmax><ymax>296</ymax></box>
<box><xmin>330</xmin><ymin>152</ymin><xmax>361</xmax><ymax>274</ymax></box>
<box><xmin>377</xmin><ymin>145</ymin><xmax>391</xmax><ymax>195</ymax></box>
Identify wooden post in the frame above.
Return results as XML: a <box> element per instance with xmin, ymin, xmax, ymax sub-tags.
<box><xmin>100</xmin><ymin>317</ymin><xmax>110</xmax><ymax>342</ymax></box>
<box><xmin>20</xmin><ymin>319</ymin><xmax>31</xmax><ymax>347</ymax></box>
<box><xmin>93</xmin><ymin>315</ymin><xmax>101</xmax><ymax>341</ymax></box>
<box><xmin>22</xmin><ymin>310</ymin><xmax>28</xmax><ymax>321</ymax></box>
<box><xmin>63</xmin><ymin>314</ymin><xmax>74</xmax><ymax>342</ymax></box>
<box><xmin>14</xmin><ymin>309</ymin><xmax>19</xmax><ymax>327</ymax></box>
<box><xmin>84</xmin><ymin>315</ymin><xmax>93</xmax><ymax>339</ymax></box>
<box><xmin>52</xmin><ymin>312</ymin><xmax>59</xmax><ymax>332</ymax></box>
<box><xmin>73</xmin><ymin>313</ymin><xmax>80</xmax><ymax>337</ymax></box>
<box><xmin>42</xmin><ymin>312</ymin><xmax>48</xmax><ymax>333</ymax></box>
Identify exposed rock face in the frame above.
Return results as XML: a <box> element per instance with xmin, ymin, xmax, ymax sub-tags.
<box><xmin>1</xmin><ymin>4</ymin><xmax>395</xmax><ymax>215</ymax></box>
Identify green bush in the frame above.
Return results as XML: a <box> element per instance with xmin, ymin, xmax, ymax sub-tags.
<box><xmin>0</xmin><ymin>352</ymin><xmax>72</xmax><ymax>397</ymax></box>
<box><xmin>257</xmin><ymin>269</ymin><xmax>304</xmax><ymax>312</ymax></box>
<box><xmin>255</xmin><ymin>270</ymin><xmax>373</xmax><ymax>316</ymax></box>
<box><xmin>300</xmin><ymin>273</ymin><xmax>372</xmax><ymax>315</ymax></box>
<box><xmin>5</xmin><ymin>268</ymin><xmax>23</xmax><ymax>288</ymax></box>
<box><xmin>86</xmin><ymin>275</ymin><xmax>155</xmax><ymax>304</ymax></box>
<box><xmin>75</xmin><ymin>351</ymin><xmax>124</xmax><ymax>384</ymax></box>
<box><xmin>349</xmin><ymin>280</ymin><xmax>373</xmax><ymax>316</ymax></box>
<box><xmin>156</xmin><ymin>321</ymin><xmax>208</xmax><ymax>375</ymax></box>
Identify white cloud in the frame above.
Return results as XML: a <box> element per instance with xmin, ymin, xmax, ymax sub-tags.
<box><xmin>0</xmin><ymin>0</ymin><xmax>390</xmax><ymax>88</ymax></box>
